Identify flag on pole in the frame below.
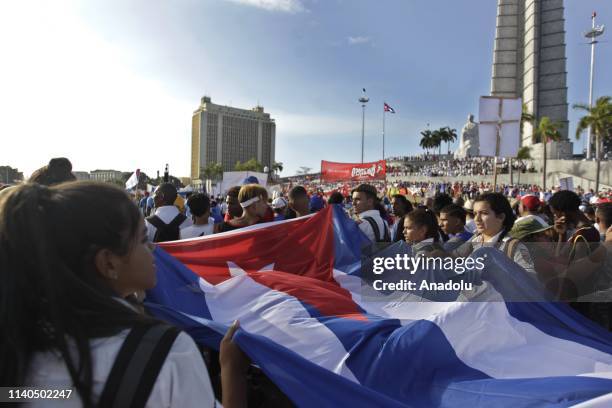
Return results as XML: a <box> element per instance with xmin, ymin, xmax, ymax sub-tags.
<box><xmin>383</xmin><ymin>102</ymin><xmax>396</xmax><ymax>113</ymax></box>
<box><xmin>125</xmin><ymin>169</ymin><xmax>140</xmax><ymax>190</ymax></box>
<box><xmin>146</xmin><ymin>206</ymin><xmax>612</xmax><ymax>407</ymax></box>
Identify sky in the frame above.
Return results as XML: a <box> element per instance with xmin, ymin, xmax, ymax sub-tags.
<box><xmin>1</xmin><ymin>0</ymin><xmax>611</xmax><ymax>178</ymax></box>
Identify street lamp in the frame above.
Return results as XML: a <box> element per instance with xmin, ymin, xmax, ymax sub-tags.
<box><xmin>359</xmin><ymin>88</ymin><xmax>370</xmax><ymax>163</ymax></box>
<box><xmin>584</xmin><ymin>11</ymin><xmax>605</xmax><ymax>159</ymax></box>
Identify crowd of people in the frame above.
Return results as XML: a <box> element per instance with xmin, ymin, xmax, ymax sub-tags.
<box><xmin>2</xmin><ymin>156</ymin><xmax>612</xmax><ymax>406</ymax></box>
<box><xmin>387</xmin><ymin>156</ymin><xmax>534</xmax><ymax>178</ymax></box>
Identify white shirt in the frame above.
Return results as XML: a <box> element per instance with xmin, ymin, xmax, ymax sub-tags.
<box><xmin>357</xmin><ymin>209</ymin><xmax>389</xmax><ymax>242</ymax></box>
<box><xmin>180</xmin><ymin>217</ymin><xmax>215</xmax><ymax>239</ymax></box>
<box><xmin>26</xmin><ymin>328</ymin><xmax>215</xmax><ymax>408</ymax></box>
<box><xmin>145</xmin><ymin>206</ymin><xmax>192</xmax><ymax>242</ymax></box>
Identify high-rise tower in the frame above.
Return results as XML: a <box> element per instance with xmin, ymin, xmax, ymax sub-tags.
<box><xmin>491</xmin><ymin>0</ymin><xmax>572</xmax><ymax>158</ymax></box>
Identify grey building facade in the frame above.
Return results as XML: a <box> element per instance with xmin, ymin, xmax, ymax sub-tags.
<box><xmin>491</xmin><ymin>0</ymin><xmax>572</xmax><ymax>158</ymax></box>
<box><xmin>191</xmin><ymin>96</ymin><xmax>276</xmax><ymax>179</ymax></box>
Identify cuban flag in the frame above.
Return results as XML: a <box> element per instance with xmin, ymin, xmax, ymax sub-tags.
<box><xmin>384</xmin><ymin>102</ymin><xmax>396</xmax><ymax>114</ymax></box>
<box><xmin>145</xmin><ymin>206</ymin><xmax>612</xmax><ymax>407</ymax></box>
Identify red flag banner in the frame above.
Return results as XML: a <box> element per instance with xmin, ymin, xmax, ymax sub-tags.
<box><xmin>320</xmin><ymin>160</ymin><xmax>386</xmax><ymax>182</ymax></box>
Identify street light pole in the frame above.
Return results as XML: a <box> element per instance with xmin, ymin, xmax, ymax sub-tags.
<box><xmin>359</xmin><ymin>88</ymin><xmax>369</xmax><ymax>163</ymax></box>
<box><xmin>584</xmin><ymin>11</ymin><xmax>605</xmax><ymax>159</ymax></box>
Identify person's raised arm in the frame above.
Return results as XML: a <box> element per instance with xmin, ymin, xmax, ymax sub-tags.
<box><xmin>220</xmin><ymin>321</ymin><xmax>250</xmax><ymax>408</ymax></box>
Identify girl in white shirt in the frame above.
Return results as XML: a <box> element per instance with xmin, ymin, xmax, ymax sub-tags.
<box><xmin>0</xmin><ymin>182</ymin><xmax>248</xmax><ymax>408</ymax></box>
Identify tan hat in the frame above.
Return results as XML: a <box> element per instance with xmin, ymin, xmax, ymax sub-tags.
<box><xmin>463</xmin><ymin>199</ymin><xmax>475</xmax><ymax>213</ymax></box>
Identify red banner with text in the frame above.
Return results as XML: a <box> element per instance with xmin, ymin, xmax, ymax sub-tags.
<box><xmin>320</xmin><ymin>160</ymin><xmax>387</xmax><ymax>182</ymax></box>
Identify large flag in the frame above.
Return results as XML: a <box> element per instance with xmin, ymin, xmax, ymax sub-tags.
<box><xmin>125</xmin><ymin>169</ymin><xmax>140</xmax><ymax>190</ymax></box>
<box><xmin>146</xmin><ymin>206</ymin><xmax>612</xmax><ymax>407</ymax></box>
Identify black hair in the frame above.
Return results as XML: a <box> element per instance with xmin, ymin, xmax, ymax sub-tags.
<box><xmin>433</xmin><ymin>193</ymin><xmax>453</xmax><ymax>215</ymax></box>
<box><xmin>352</xmin><ymin>185</ymin><xmax>378</xmax><ymax>201</ymax></box>
<box><xmin>156</xmin><ymin>182</ymin><xmax>178</xmax><ymax>206</ymax></box>
<box><xmin>187</xmin><ymin>193</ymin><xmax>211</xmax><ymax>217</ymax></box>
<box><xmin>28</xmin><ymin>157</ymin><xmax>77</xmax><ymax>186</ymax></box>
<box><xmin>583</xmin><ymin>205</ymin><xmax>595</xmax><ymax>216</ymax></box>
<box><xmin>405</xmin><ymin>208</ymin><xmax>440</xmax><ymax>242</ymax></box>
<box><xmin>474</xmin><ymin>192</ymin><xmax>516</xmax><ymax>236</ymax></box>
<box><xmin>226</xmin><ymin>186</ymin><xmax>241</xmax><ymax>199</ymax></box>
<box><xmin>596</xmin><ymin>203</ymin><xmax>612</xmax><ymax>229</ymax></box>
<box><xmin>289</xmin><ymin>186</ymin><xmax>308</xmax><ymax>200</ymax></box>
<box><xmin>392</xmin><ymin>194</ymin><xmax>414</xmax><ymax>214</ymax></box>
<box><xmin>0</xmin><ymin>182</ymin><xmax>156</xmax><ymax>405</ymax></box>
<box><xmin>440</xmin><ymin>204</ymin><xmax>467</xmax><ymax>225</ymax></box>
<box><xmin>549</xmin><ymin>190</ymin><xmax>581</xmax><ymax>213</ymax></box>
<box><xmin>328</xmin><ymin>191</ymin><xmax>344</xmax><ymax>205</ymax></box>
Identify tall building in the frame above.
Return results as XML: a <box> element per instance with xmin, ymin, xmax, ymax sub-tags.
<box><xmin>491</xmin><ymin>0</ymin><xmax>572</xmax><ymax>158</ymax></box>
<box><xmin>191</xmin><ymin>96</ymin><xmax>276</xmax><ymax>179</ymax></box>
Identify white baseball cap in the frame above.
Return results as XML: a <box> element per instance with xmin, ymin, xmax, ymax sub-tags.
<box><xmin>272</xmin><ymin>197</ymin><xmax>288</xmax><ymax>209</ymax></box>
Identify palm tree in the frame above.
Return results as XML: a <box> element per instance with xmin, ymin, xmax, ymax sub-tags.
<box><xmin>534</xmin><ymin>117</ymin><xmax>563</xmax><ymax>191</ymax></box>
<box><xmin>515</xmin><ymin>146</ymin><xmax>532</xmax><ymax>185</ymax></box>
<box><xmin>573</xmin><ymin>96</ymin><xmax>612</xmax><ymax>194</ymax></box>
<box><xmin>442</xmin><ymin>127</ymin><xmax>458</xmax><ymax>155</ymax></box>
<box><xmin>521</xmin><ymin>103</ymin><xmax>535</xmax><ymax>131</ymax></box>
<box><xmin>431</xmin><ymin>129</ymin><xmax>443</xmax><ymax>156</ymax></box>
<box><xmin>200</xmin><ymin>162</ymin><xmax>223</xmax><ymax>181</ymax></box>
<box><xmin>420</xmin><ymin>130</ymin><xmax>433</xmax><ymax>156</ymax></box>
<box><xmin>511</xmin><ymin>104</ymin><xmax>535</xmax><ymax>186</ymax></box>
<box><xmin>271</xmin><ymin>161</ymin><xmax>284</xmax><ymax>180</ymax></box>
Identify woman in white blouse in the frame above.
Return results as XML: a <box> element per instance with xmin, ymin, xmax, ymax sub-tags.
<box><xmin>0</xmin><ymin>182</ymin><xmax>247</xmax><ymax>408</ymax></box>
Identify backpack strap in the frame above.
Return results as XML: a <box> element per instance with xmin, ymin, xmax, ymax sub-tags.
<box><xmin>146</xmin><ymin>215</ymin><xmax>165</xmax><ymax>231</ymax></box>
<box><xmin>362</xmin><ymin>216</ymin><xmax>381</xmax><ymax>242</ymax></box>
<box><xmin>382</xmin><ymin>220</ymin><xmax>390</xmax><ymax>242</ymax></box>
<box><xmin>503</xmin><ymin>238</ymin><xmax>520</xmax><ymax>260</ymax></box>
<box><xmin>146</xmin><ymin>214</ymin><xmax>186</xmax><ymax>243</ymax></box>
<box><xmin>98</xmin><ymin>324</ymin><xmax>180</xmax><ymax>408</ymax></box>
<box><xmin>168</xmin><ymin>213</ymin><xmax>187</xmax><ymax>229</ymax></box>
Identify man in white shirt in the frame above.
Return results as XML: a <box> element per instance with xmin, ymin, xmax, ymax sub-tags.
<box><xmin>352</xmin><ymin>184</ymin><xmax>390</xmax><ymax>242</ymax></box>
<box><xmin>145</xmin><ymin>183</ymin><xmax>192</xmax><ymax>242</ymax></box>
<box><xmin>180</xmin><ymin>193</ymin><xmax>215</xmax><ymax>239</ymax></box>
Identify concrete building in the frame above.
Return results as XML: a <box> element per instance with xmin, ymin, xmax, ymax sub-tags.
<box><xmin>491</xmin><ymin>0</ymin><xmax>572</xmax><ymax>159</ymax></box>
<box><xmin>191</xmin><ymin>96</ymin><xmax>276</xmax><ymax>179</ymax></box>
<box><xmin>73</xmin><ymin>171</ymin><xmax>91</xmax><ymax>181</ymax></box>
<box><xmin>90</xmin><ymin>170</ymin><xmax>123</xmax><ymax>182</ymax></box>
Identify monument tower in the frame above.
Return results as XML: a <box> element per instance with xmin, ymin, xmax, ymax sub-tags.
<box><xmin>491</xmin><ymin>0</ymin><xmax>572</xmax><ymax>159</ymax></box>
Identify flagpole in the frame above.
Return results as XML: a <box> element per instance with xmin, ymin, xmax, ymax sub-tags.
<box><xmin>382</xmin><ymin>106</ymin><xmax>386</xmax><ymax>161</ymax></box>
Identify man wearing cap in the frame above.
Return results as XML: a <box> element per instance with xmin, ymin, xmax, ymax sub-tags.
<box><xmin>351</xmin><ymin>184</ymin><xmax>390</xmax><ymax>243</ymax></box>
<box><xmin>463</xmin><ymin>199</ymin><xmax>477</xmax><ymax>234</ymax></box>
<box><xmin>516</xmin><ymin>195</ymin><xmax>547</xmax><ymax>226</ymax></box>
<box><xmin>272</xmin><ymin>197</ymin><xmax>288</xmax><ymax>221</ymax></box>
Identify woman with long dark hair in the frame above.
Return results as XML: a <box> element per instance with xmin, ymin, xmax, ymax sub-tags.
<box><xmin>0</xmin><ymin>182</ymin><xmax>247</xmax><ymax>407</ymax></box>
<box><xmin>452</xmin><ymin>192</ymin><xmax>536</xmax><ymax>277</ymax></box>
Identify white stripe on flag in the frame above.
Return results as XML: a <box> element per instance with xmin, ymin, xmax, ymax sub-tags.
<box><xmin>332</xmin><ymin>269</ymin><xmax>612</xmax><ymax>380</ymax></box>
<box><xmin>198</xmin><ymin>273</ymin><xmax>359</xmax><ymax>382</ymax></box>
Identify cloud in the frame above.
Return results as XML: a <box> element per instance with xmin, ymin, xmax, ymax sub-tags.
<box><xmin>347</xmin><ymin>36</ymin><xmax>371</xmax><ymax>45</ymax></box>
<box><xmin>224</xmin><ymin>0</ymin><xmax>306</xmax><ymax>13</ymax></box>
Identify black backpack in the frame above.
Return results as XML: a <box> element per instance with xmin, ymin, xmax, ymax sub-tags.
<box><xmin>146</xmin><ymin>213</ymin><xmax>187</xmax><ymax>243</ymax></box>
<box><xmin>98</xmin><ymin>323</ymin><xmax>181</xmax><ymax>408</ymax></box>
<box><xmin>362</xmin><ymin>216</ymin><xmax>391</xmax><ymax>243</ymax></box>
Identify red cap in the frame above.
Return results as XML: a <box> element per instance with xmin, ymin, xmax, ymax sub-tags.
<box><xmin>521</xmin><ymin>195</ymin><xmax>541</xmax><ymax>211</ymax></box>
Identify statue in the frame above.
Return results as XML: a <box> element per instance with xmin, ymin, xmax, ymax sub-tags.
<box><xmin>454</xmin><ymin>114</ymin><xmax>479</xmax><ymax>158</ymax></box>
